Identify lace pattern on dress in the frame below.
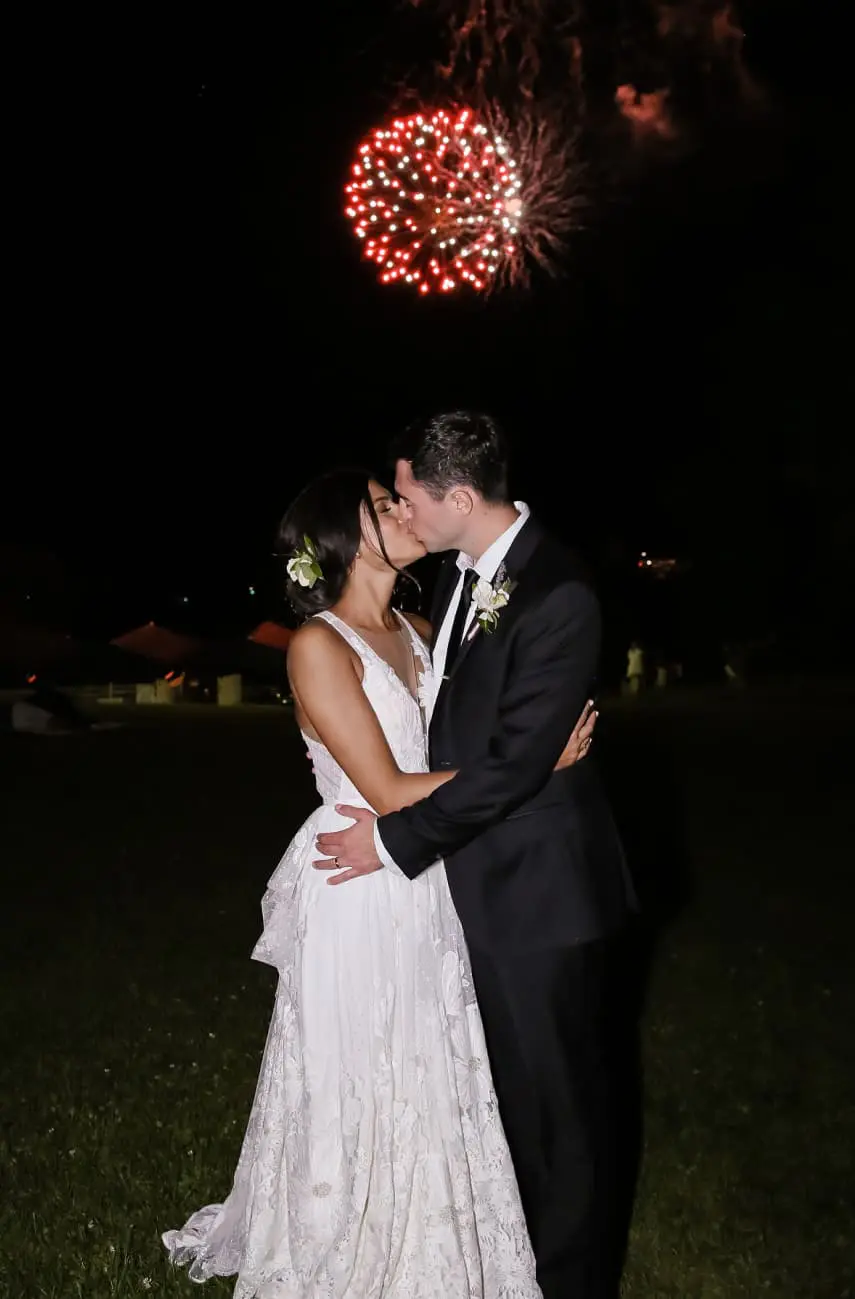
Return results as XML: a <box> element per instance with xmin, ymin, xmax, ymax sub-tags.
<box><xmin>163</xmin><ymin>608</ymin><xmax>541</xmax><ymax>1298</ymax></box>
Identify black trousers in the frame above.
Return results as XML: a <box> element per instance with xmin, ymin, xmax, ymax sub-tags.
<box><xmin>468</xmin><ymin>937</ymin><xmax>629</xmax><ymax>1299</ymax></box>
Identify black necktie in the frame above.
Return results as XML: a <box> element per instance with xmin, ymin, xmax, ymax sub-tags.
<box><xmin>443</xmin><ymin>568</ymin><xmax>478</xmax><ymax>675</ymax></box>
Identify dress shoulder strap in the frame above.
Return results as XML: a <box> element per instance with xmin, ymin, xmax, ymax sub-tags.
<box><xmin>394</xmin><ymin>610</ymin><xmax>431</xmax><ymax>670</ymax></box>
<box><xmin>313</xmin><ymin>610</ymin><xmax>373</xmax><ymax>667</ymax></box>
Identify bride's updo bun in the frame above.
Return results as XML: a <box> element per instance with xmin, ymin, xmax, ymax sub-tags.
<box><xmin>277</xmin><ymin>468</ymin><xmax>384</xmax><ymax>620</ymax></box>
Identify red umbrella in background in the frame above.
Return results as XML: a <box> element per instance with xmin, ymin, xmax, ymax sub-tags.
<box><xmin>110</xmin><ymin>623</ymin><xmax>203</xmax><ymax>664</ymax></box>
<box><xmin>247</xmin><ymin>621</ymin><xmax>293</xmax><ymax>653</ymax></box>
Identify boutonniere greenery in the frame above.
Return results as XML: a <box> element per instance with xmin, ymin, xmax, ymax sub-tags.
<box><xmin>470</xmin><ymin>569</ymin><xmax>516</xmax><ymax>636</ymax></box>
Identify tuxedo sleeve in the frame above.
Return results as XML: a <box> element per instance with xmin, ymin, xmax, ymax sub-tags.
<box><xmin>377</xmin><ymin>580</ymin><xmax>600</xmax><ymax>878</ymax></box>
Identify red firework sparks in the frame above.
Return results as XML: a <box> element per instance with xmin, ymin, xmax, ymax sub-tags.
<box><xmin>345</xmin><ymin>105</ymin><xmax>583</xmax><ymax>295</ymax></box>
<box><xmin>345</xmin><ymin>107</ymin><xmax>523</xmax><ymax>294</ymax></box>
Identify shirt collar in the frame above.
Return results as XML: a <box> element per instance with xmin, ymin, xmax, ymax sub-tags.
<box><xmin>456</xmin><ymin>502</ymin><xmax>531</xmax><ymax>584</ymax></box>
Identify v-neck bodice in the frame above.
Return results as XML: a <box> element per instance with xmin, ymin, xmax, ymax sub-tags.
<box><xmin>300</xmin><ymin>610</ymin><xmax>433</xmax><ymax>807</ymax></box>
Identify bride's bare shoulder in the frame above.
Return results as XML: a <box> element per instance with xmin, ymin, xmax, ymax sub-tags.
<box><xmin>287</xmin><ymin>620</ymin><xmax>363</xmax><ymax>701</ymax></box>
<box><xmin>288</xmin><ymin>618</ymin><xmax>349</xmax><ymax>664</ymax></box>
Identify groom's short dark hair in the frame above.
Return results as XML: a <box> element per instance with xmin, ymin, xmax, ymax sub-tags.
<box><xmin>390</xmin><ymin>411</ymin><xmax>509</xmax><ymax>504</ymax></box>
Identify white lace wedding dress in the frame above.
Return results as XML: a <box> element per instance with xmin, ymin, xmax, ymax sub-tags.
<box><xmin>163</xmin><ymin>610</ymin><xmax>541</xmax><ymax>1298</ymax></box>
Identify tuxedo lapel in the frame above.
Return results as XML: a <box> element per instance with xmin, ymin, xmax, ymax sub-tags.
<box><xmin>442</xmin><ymin>572</ymin><xmax>498</xmax><ymax>683</ymax></box>
<box><xmin>433</xmin><ymin>516</ymin><xmax>545</xmax><ymax>701</ymax></box>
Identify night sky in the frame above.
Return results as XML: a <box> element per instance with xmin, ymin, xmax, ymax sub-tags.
<box><xmin>4</xmin><ymin>3</ymin><xmax>847</xmax><ymax>656</ymax></box>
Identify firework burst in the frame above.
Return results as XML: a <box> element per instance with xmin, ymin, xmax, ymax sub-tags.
<box><xmin>344</xmin><ymin>104</ymin><xmax>584</xmax><ymax>295</ymax></box>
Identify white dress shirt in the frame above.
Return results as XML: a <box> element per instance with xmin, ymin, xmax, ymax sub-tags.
<box><xmin>374</xmin><ymin>502</ymin><xmax>531</xmax><ymax>872</ymax></box>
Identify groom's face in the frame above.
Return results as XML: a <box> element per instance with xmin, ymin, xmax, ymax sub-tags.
<box><xmin>394</xmin><ymin>459</ymin><xmax>459</xmax><ymax>554</ymax></box>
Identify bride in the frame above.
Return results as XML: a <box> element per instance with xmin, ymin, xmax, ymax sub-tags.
<box><xmin>163</xmin><ymin>468</ymin><xmax>594</xmax><ymax>1298</ymax></box>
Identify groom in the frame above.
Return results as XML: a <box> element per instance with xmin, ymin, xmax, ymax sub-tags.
<box><xmin>316</xmin><ymin>411</ymin><xmax>636</xmax><ymax>1299</ymax></box>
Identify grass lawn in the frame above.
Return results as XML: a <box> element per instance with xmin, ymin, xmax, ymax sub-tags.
<box><xmin>2</xmin><ymin>685</ymin><xmax>853</xmax><ymax>1298</ymax></box>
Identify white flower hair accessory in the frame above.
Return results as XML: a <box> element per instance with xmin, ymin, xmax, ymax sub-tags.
<box><xmin>286</xmin><ymin>535</ymin><xmax>324</xmax><ymax>589</ymax></box>
<box><xmin>471</xmin><ymin>568</ymin><xmax>515</xmax><ymax>635</ymax></box>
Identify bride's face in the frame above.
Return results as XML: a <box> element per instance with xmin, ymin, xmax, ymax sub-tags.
<box><xmin>361</xmin><ymin>481</ymin><xmax>426</xmax><ymax>570</ymax></box>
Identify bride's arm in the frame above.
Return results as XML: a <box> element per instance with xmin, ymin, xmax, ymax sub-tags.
<box><xmin>287</xmin><ymin>621</ymin><xmax>453</xmax><ymax>817</ymax></box>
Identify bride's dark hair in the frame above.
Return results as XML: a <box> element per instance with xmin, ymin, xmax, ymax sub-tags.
<box><xmin>277</xmin><ymin>467</ymin><xmax>416</xmax><ymax>620</ymax></box>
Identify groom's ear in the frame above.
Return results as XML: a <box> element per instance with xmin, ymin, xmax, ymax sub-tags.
<box><xmin>450</xmin><ymin>488</ymin><xmax>474</xmax><ymax>516</ymax></box>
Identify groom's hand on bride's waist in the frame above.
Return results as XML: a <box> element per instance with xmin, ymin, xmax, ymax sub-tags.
<box><xmin>315</xmin><ymin>806</ymin><xmax>383</xmax><ymax>885</ymax></box>
<box><xmin>314</xmin><ymin>698</ymin><xmax>597</xmax><ymax>885</ymax></box>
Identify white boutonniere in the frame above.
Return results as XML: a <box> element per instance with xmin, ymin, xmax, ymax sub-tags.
<box><xmin>286</xmin><ymin>535</ymin><xmax>324</xmax><ymax>588</ymax></box>
<box><xmin>471</xmin><ymin>570</ymin><xmax>516</xmax><ymax>635</ymax></box>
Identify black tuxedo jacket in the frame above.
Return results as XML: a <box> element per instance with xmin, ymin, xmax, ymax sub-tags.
<box><xmin>378</xmin><ymin>516</ymin><xmax>636</xmax><ymax>952</ymax></box>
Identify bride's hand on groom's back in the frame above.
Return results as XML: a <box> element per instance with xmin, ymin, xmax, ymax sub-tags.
<box><xmin>553</xmin><ymin>700</ymin><xmax>597</xmax><ymax>770</ymax></box>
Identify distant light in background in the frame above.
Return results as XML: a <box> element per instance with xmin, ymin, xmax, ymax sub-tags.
<box><xmin>637</xmin><ymin>553</ymin><xmax>679</xmax><ymax>578</ymax></box>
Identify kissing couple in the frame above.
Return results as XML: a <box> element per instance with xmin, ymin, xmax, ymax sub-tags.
<box><xmin>164</xmin><ymin>411</ymin><xmax>637</xmax><ymax>1299</ymax></box>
